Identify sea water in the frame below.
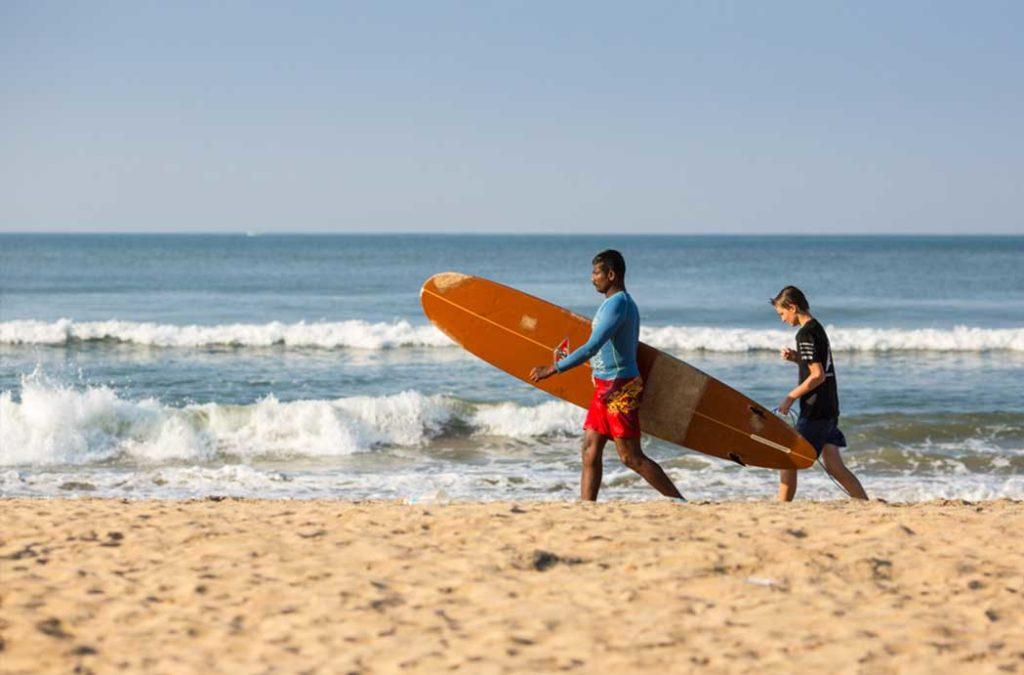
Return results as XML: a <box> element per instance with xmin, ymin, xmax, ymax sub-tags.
<box><xmin>1</xmin><ymin>234</ymin><xmax>1022</xmax><ymax>501</ymax></box>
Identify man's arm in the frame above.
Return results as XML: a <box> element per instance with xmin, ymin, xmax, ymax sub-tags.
<box><xmin>530</xmin><ymin>297</ymin><xmax>625</xmax><ymax>382</ymax></box>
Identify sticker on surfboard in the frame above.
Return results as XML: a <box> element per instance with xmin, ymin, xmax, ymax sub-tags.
<box><xmin>553</xmin><ymin>337</ymin><xmax>570</xmax><ymax>360</ymax></box>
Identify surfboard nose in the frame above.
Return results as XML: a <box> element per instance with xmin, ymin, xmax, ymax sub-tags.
<box><xmin>422</xmin><ymin>272</ymin><xmax>471</xmax><ymax>298</ymax></box>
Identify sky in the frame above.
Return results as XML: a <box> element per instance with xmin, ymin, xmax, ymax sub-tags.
<box><xmin>2</xmin><ymin>1</ymin><xmax>1022</xmax><ymax>234</ymax></box>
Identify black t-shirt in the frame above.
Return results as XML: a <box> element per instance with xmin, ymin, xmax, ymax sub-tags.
<box><xmin>795</xmin><ymin>318</ymin><xmax>839</xmax><ymax>419</ymax></box>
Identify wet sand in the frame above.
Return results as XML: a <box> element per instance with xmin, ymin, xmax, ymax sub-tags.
<box><xmin>1</xmin><ymin>498</ymin><xmax>1022</xmax><ymax>674</ymax></box>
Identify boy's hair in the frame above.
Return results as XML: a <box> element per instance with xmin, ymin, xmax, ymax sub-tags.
<box><xmin>771</xmin><ymin>285</ymin><xmax>810</xmax><ymax>312</ymax></box>
<box><xmin>592</xmin><ymin>249</ymin><xmax>626</xmax><ymax>278</ymax></box>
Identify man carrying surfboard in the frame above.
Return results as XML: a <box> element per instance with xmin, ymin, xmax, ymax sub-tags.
<box><xmin>772</xmin><ymin>286</ymin><xmax>868</xmax><ymax>501</ymax></box>
<box><xmin>530</xmin><ymin>250</ymin><xmax>685</xmax><ymax>502</ymax></box>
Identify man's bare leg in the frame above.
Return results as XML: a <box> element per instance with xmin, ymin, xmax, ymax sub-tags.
<box><xmin>821</xmin><ymin>444</ymin><xmax>868</xmax><ymax>500</ymax></box>
<box><xmin>613</xmin><ymin>437</ymin><xmax>683</xmax><ymax>499</ymax></box>
<box><xmin>580</xmin><ymin>430</ymin><xmax>608</xmax><ymax>501</ymax></box>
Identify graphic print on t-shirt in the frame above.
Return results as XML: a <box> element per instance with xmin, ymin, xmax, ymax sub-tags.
<box><xmin>795</xmin><ymin>318</ymin><xmax>840</xmax><ymax>419</ymax></box>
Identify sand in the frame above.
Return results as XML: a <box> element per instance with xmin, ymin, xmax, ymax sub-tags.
<box><xmin>1</xmin><ymin>498</ymin><xmax>1022</xmax><ymax>674</ymax></box>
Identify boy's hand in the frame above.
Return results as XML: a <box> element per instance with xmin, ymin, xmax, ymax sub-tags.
<box><xmin>780</xmin><ymin>347</ymin><xmax>798</xmax><ymax>362</ymax></box>
<box><xmin>530</xmin><ymin>365</ymin><xmax>557</xmax><ymax>382</ymax></box>
<box><xmin>777</xmin><ymin>395</ymin><xmax>795</xmax><ymax>415</ymax></box>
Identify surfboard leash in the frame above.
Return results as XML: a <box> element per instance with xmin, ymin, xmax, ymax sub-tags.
<box><xmin>815</xmin><ymin>455</ymin><xmax>854</xmax><ymax>498</ymax></box>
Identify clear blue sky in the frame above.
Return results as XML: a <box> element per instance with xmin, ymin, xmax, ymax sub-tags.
<box><xmin>2</xmin><ymin>1</ymin><xmax>1022</xmax><ymax>234</ymax></box>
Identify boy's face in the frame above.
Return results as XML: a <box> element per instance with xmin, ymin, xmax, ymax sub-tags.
<box><xmin>591</xmin><ymin>263</ymin><xmax>615</xmax><ymax>294</ymax></box>
<box><xmin>775</xmin><ymin>303</ymin><xmax>800</xmax><ymax>326</ymax></box>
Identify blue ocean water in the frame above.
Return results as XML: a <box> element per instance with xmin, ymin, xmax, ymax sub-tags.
<box><xmin>1</xmin><ymin>234</ymin><xmax>1022</xmax><ymax>501</ymax></box>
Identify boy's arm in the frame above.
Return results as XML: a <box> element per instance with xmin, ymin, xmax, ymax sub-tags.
<box><xmin>778</xmin><ymin>362</ymin><xmax>826</xmax><ymax>414</ymax></box>
<box><xmin>778</xmin><ymin>332</ymin><xmax>827</xmax><ymax>414</ymax></box>
<box><xmin>530</xmin><ymin>298</ymin><xmax>625</xmax><ymax>381</ymax></box>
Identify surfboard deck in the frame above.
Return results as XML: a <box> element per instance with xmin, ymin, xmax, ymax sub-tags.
<box><xmin>420</xmin><ymin>272</ymin><xmax>816</xmax><ymax>470</ymax></box>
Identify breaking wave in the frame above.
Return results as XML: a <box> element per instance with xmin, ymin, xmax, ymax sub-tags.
<box><xmin>641</xmin><ymin>325</ymin><xmax>1024</xmax><ymax>353</ymax></box>
<box><xmin>0</xmin><ymin>318</ymin><xmax>449</xmax><ymax>349</ymax></box>
<box><xmin>3</xmin><ymin>319</ymin><xmax>1023</xmax><ymax>353</ymax></box>
<box><xmin>0</xmin><ymin>377</ymin><xmax>584</xmax><ymax>467</ymax></box>
<box><xmin>2</xmin><ymin>377</ymin><xmax>1022</xmax><ymax>473</ymax></box>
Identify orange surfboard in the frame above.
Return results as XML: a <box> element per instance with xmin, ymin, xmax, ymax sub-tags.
<box><xmin>420</xmin><ymin>272</ymin><xmax>816</xmax><ymax>470</ymax></box>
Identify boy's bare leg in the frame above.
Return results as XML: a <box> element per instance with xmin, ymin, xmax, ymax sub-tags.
<box><xmin>613</xmin><ymin>437</ymin><xmax>683</xmax><ymax>499</ymax></box>
<box><xmin>779</xmin><ymin>469</ymin><xmax>798</xmax><ymax>502</ymax></box>
<box><xmin>821</xmin><ymin>444</ymin><xmax>868</xmax><ymax>500</ymax></box>
<box><xmin>580</xmin><ymin>430</ymin><xmax>608</xmax><ymax>501</ymax></box>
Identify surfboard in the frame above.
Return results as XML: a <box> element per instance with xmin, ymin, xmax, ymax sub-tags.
<box><xmin>420</xmin><ymin>272</ymin><xmax>816</xmax><ymax>470</ymax></box>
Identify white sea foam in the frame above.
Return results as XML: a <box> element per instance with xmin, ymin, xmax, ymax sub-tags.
<box><xmin>471</xmin><ymin>400</ymin><xmax>583</xmax><ymax>438</ymax></box>
<box><xmin>3</xmin><ymin>460</ymin><xmax>1022</xmax><ymax>502</ymax></box>
<box><xmin>194</xmin><ymin>390</ymin><xmax>458</xmax><ymax>458</ymax></box>
<box><xmin>1</xmin><ymin>379</ymin><xmax>1020</xmax><ymax>501</ymax></box>
<box><xmin>0</xmin><ymin>379</ymin><xmax>582</xmax><ymax>468</ymax></box>
<box><xmin>0</xmin><ymin>381</ymin><xmax>456</xmax><ymax>466</ymax></box>
<box><xmin>3</xmin><ymin>375</ymin><xmax>1022</xmax><ymax>505</ymax></box>
<box><xmin>0</xmin><ymin>379</ymin><xmax>190</xmax><ymax>466</ymax></box>
<box><xmin>0</xmin><ymin>318</ymin><xmax>451</xmax><ymax>349</ymax></box>
<box><xmin>640</xmin><ymin>325</ymin><xmax>1024</xmax><ymax>353</ymax></box>
<box><xmin>4</xmin><ymin>377</ymin><xmax>1022</xmax><ymax>470</ymax></box>
<box><xmin>2</xmin><ymin>319</ymin><xmax>1024</xmax><ymax>352</ymax></box>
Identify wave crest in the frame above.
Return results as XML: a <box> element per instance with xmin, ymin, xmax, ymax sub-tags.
<box><xmin>0</xmin><ymin>378</ymin><xmax>583</xmax><ymax>467</ymax></box>
<box><xmin>641</xmin><ymin>325</ymin><xmax>1024</xmax><ymax>352</ymax></box>
<box><xmin>2</xmin><ymin>319</ymin><xmax>1023</xmax><ymax>352</ymax></box>
<box><xmin>0</xmin><ymin>318</ymin><xmax>450</xmax><ymax>349</ymax></box>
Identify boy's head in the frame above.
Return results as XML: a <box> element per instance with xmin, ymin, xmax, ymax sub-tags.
<box><xmin>591</xmin><ymin>249</ymin><xmax>626</xmax><ymax>293</ymax></box>
<box><xmin>771</xmin><ymin>286</ymin><xmax>810</xmax><ymax>326</ymax></box>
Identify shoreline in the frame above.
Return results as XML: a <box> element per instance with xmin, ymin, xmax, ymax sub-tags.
<box><xmin>2</xmin><ymin>498</ymin><xmax>1022</xmax><ymax>673</ymax></box>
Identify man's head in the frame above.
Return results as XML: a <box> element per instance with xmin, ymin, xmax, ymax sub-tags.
<box><xmin>591</xmin><ymin>249</ymin><xmax>626</xmax><ymax>294</ymax></box>
<box><xmin>771</xmin><ymin>286</ymin><xmax>810</xmax><ymax>326</ymax></box>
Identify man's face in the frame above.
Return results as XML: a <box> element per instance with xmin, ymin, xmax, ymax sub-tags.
<box><xmin>591</xmin><ymin>263</ymin><xmax>614</xmax><ymax>294</ymax></box>
<box><xmin>775</xmin><ymin>303</ymin><xmax>799</xmax><ymax>326</ymax></box>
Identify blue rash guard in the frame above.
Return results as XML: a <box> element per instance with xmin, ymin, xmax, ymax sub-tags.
<box><xmin>555</xmin><ymin>291</ymin><xmax>640</xmax><ymax>380</ymax></box>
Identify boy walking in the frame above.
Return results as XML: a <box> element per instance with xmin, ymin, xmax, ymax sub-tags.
<box><xmin>772</xmin><ymin>286</ymin><xmax>867</xmax><ymax>501</ymax></box>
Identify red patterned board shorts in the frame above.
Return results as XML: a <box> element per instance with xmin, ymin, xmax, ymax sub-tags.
<box><xmin>584</xmin><ymin>377</ymin><xmax>644</xmax><ymax>439</ymax></box>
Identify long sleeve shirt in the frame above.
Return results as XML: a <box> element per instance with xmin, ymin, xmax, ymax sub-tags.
<box><xmin>555</xmin><ymin>291</ymin><xmax>640</xmax><ymax>380</ymax></box>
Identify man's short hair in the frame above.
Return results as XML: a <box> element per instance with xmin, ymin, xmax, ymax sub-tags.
<box><xmin>771</xmin><ymin>286</ymin><xmax>809</xmax><ymax>312</ymax></box>
<box><xmin>592</xmin><ymin>249</ymin><xmax>626</xmax><ymax>278</ymax></box>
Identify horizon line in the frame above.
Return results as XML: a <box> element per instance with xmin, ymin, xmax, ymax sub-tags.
<box><xmin>1</xmin><ymin>230</ymin><xmax>1022</xmax><ymax>238</ymax></box>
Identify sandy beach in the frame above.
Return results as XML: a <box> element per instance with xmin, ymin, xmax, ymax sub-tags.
<box><xmin>1</xmin><ymin>498</ymin><xmax>1022</xmax><ymax>674</ymax></box>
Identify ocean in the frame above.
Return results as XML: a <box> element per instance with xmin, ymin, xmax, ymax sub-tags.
<box><xmin>1</xmin><ymin>234</ymin><xmax>1022</xmax><ymax>502</ymax></box>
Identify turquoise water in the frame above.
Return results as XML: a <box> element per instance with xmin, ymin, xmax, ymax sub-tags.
<box><xmin>1</xmin><ymin>234</ymin><xmax>1022</xmax><ymax>501</ymax></box>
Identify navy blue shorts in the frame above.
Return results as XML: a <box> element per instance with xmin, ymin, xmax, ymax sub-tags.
<box><xmin>796</xmin><ymin>417</ymin><xmax>847</xmax><ymax>458</ymax></box>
